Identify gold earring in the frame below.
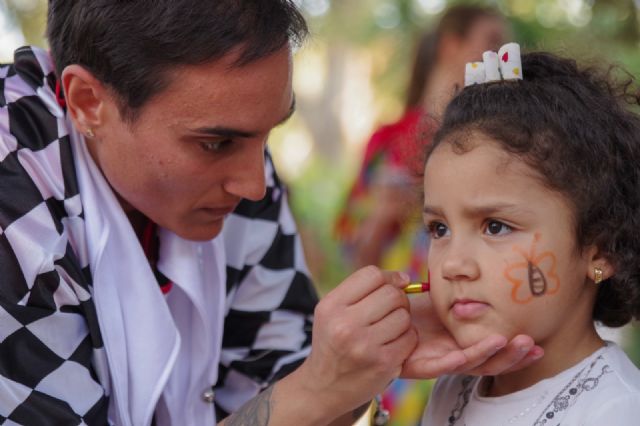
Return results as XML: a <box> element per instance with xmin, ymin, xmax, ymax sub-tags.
<box><xmin>594</xmin><ymin>267</ymin><xmax>603</xmax><ymax>285</ymax></box>
<box><xmin>86</xmin><ymin>128</ymin><xmax>95</xmax><ymax>138</ymax></box>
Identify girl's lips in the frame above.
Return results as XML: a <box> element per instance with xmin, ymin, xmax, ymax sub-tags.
<box><xmin>450</xmin><ymin>300</ymin><xmax>490</xmax><ymax>320</ymax></box>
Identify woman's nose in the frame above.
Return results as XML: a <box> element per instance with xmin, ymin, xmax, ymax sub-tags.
<box><xmin>224</xmin><ymin>146</ymin><xmax>267</xmax><ymax>202</ymax></box>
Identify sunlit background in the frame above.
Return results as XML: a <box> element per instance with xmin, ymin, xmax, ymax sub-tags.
<box><xmin>284</xmin><ymin>0</ymin><xmax>640</xmax><ymax>295</ymax></box>
<box><xmin>3</xmin><ymin>0</ymin><xmax>640</xmax><ymax>392</ymax></box>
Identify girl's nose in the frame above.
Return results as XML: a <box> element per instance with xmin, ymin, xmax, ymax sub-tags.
<box><xmin>441</xmin><ymin>239</ymin><xmax>480</xmax><ymax>283</ymax></box>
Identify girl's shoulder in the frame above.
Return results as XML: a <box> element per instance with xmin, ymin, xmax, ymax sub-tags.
<box><xmin>599</xmin><ymin>341</ymin><xmax>640</xmax><ymax>392</ymax></box>
<box><xmin>547</xmin><ymin>342</ymin><xmax>640</xmax><ymax>425</ymax></box>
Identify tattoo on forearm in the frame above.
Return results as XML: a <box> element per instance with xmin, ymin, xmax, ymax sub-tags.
<box><xmin>352</xmin><ymin>401</ymin><xmax>370</xmax><ymax>420</ymax></box>
<box><xmin>226</xmin><ymin>385</ymin><xmax>274</xmax><ymax>426</ymax></box>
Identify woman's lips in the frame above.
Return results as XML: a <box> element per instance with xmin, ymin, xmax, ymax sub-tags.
<box><xmin>197</xmin><ymin>206</ymin><xmax>236</xmax><ymax>220</ymax></box>
<box><xmin>450</xmin><ymin>299</ymin><xmax>490</xmax><ymax>320</ymax></box>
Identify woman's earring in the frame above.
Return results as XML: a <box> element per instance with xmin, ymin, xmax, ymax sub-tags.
<box><xmin>86</xmin><ymin>128</ymin><xmax>95</xmax><ymax>138</ymax></box>
<box><xmin>594</xmin><ymin>267</ymin><xmax>603</xmax><ymax>285</ymax></box>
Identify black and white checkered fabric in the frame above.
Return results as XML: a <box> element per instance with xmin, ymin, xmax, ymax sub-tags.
<box><xmin>0</xmin><ymin>46</ymin><xmax>317</xmax><ymax>425</ymax></box>
<box><xmin>216</xmin><ymin>155</ymin><xmax>317</xmax><ymax>417</ymax></box>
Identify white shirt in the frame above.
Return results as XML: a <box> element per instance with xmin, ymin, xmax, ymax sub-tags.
<box><xmin>70</xmin><ymin>119</ymin><xmax>226</xmax><ymax>426</ymax></box>
<box><xmin>422</xmin><ymin>342</ymin><xmax>640</xmax><ymax>425</ymax></box>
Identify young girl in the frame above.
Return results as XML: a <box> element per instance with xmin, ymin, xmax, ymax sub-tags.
<box><xmin>420</xmin><ymin>48</ymin><xmax>640</xmax><ymax>425</ymax></box>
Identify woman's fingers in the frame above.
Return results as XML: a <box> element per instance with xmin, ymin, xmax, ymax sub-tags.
<box><xmin>380</xmin><ymin>327</ymin><xmax>419</xmax><ymax>372</ymax></box>
<box><xmin>326</xmin><ymin>266</ymin><xmax>409</xmax><ymax>306</ymax></box>
<box><xmin>350</xmin><ymin>282</ymin><xmax>410</xmax><ymax>325</ymax></box>
<box><xmin>453</xmin><ymin>334</ymin><xmax>508</xmax><ymax>372</ymax></box>
<box><xmin>458</xmin><ymin>335</ymin><xmax>543</xmax><ymax>376</ymax></box>
<box><xmin>401</xmin><ymin>335</ymin><xmax>507</xmax><ymax>379</ymax></box>
<box><xmin>367</xmin><ymin>307</ymin><xmax>413</xmax><ymax>345</ymax></box>
<box><xmin>399</xmin><ymin>333</ymin><xmax>543</xmax><ymax>379</ymax></box>
<box><xmin>401</xmin><ymin>350</ymin><xmax>467</xmax><ymax>379</ymax></box>
<box><xmin>299</xmin><ymin>267</ymin><xmax>418</xmax><ymax>415</ymax></box>
<box><xmin>499</xmin><ymin>343</ymin><xmax>544</xmax><ymax>375</ymax></box>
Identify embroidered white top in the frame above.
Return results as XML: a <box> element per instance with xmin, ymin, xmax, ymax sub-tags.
<box><xmin>422</xmin><ymin>342</ymin><xmax>640</xmax><ymax>426</ymax></box>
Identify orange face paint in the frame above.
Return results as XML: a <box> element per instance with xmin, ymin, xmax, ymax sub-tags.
<box><xmin>503</xmin><ymin>232</ymin><xmax>560</xmax><ymax>304</ymax></box>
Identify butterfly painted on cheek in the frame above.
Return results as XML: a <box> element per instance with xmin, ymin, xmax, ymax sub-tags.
<box><xmin>503</xmin><ymin>233</ymin><xmax>561</xmax><ymax>304</ymax></box>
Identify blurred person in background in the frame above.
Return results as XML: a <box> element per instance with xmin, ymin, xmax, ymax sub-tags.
<box><xmin>337</xmin><ymin>4</ymin><xmax>507</xmax><ymax>279</ymax></box>
<box><xmin>335</xmin><ymin>5</ymin><xmax>508</xmax><ymax>425</ymax></box>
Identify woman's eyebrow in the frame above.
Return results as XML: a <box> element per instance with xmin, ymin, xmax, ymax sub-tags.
<box><xmin>188</xmin><ymin>97</ymin><xmax>296</xmax><ymax>139</ymax></box>
<box><xmin>190</xmin><ymin>126</ymin><xmax>255</xmax><ymax>138</ymax></box>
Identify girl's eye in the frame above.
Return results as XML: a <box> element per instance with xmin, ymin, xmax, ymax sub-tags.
<box><xmin>429</xmin><ymin>222</ymin><xmax>450</xmax><ymax>239</ymax></box>
<box><xmin>201</xmin><ymin>139</ymin><xmax>232</xmax><ymax>153</ymax></box>
<box><xmin>485</xmin><ymin>220</ymin><xmax>512</xmax><ymax>236</ymax></box>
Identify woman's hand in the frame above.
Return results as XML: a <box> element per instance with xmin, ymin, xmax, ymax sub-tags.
<box><xmin>401</xmin><ymin>293</ymin><xmax>544</xmax><ymax>379</ymax></box>
<box><xmin>292</xmin><ymin>266</ymin><xmax>417</xmax><ymax>422</ymax></box>
<box><xmin>240</xmin><ymin>268</ymin><xmax>543</xmax><ymax>426</ymax></box>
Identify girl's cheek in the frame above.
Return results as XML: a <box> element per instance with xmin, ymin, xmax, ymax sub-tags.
<box><xmin>429</xmin><ymin>280</ymin><xmax>449</xmax><ymax>313</ymax></box>
<box><xmin>499</xmin><ymin>236</ymin><xmax>562</xmax><ymax>304</ymax></box>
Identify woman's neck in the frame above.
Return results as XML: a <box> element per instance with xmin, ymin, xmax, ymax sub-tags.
<box><xmin>486</xmin><ymin>320</ymin><xmax>605</xmax><ymax>397</ymax></box>
<box><xmin>127</xmin><ymin>209</ymin><xmax>149</xmax><ymax>237</ymax></box>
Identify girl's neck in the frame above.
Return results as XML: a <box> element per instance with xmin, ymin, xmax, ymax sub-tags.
<box><xmin>486</xmin><ymin>322</ymin><xmax>605</xmax><ymax>397</ymax></box>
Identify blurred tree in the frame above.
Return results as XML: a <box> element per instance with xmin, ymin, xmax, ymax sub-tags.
<box><xmin>3</xmin><ymin>0</ymin><xmax>47</xmax><ymax>48</ymax></box>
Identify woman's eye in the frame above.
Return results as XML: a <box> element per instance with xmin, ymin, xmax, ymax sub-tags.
<box><xmin>485</xmin><ymin>220</ymin><xmax>512</xmax><ymax>236</ymax></box>
<box><xmin>201</xmin><ymin>139</ymin><xmax>231</xmax><ymax>152</ymax></box>
<box><xmin>429</xmin><ymin>222</ymin><xmax>450</xmax><ymax>239</ymax></box>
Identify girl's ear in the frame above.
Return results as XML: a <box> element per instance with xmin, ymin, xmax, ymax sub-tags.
<box><xmin>585</xmin><ymin>244</ymin><xmax>615</xmax><ymax>283</ymax></box>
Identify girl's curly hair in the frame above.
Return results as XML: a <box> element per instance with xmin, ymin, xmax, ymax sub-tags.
<box><xmin>427</xmin><ymin>51</ymin><xmax>640</xmax><ymax>327</ymax></box>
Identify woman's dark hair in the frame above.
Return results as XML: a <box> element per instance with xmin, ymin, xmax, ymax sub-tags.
<box><xmin>47</xmin><ymin>0</ymin><xmax>308</xmax><ymax>121</ymax></box>
<box><xmin>405</xmin><ymin>5</ymin><xmax>502</xmax><ymax>110</ymax></box>
<box><xmin>427</xmin><ymin>51</ymin><xmax>640</xmax><ymax>327</ymax></box>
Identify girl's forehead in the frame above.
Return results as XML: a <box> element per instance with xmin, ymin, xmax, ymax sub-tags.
<box><xmin>425</xmin><ymin>136</ymin><xmax>552</xmax><ymax>198</ymax></box>
<box><xmin>427</xmin><ymin>132</ymin><xmax>517</xmax><ymax>172</ymax></box>
<box><xmin>424</xmin><ymin>136</ymin><xmax>574</xmax><ymax>219</ymax></box>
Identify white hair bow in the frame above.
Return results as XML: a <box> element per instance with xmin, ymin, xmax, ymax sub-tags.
<box><xmin>464</xmin><ymin>42</ymin><xmax>523</xmax><ymax>87</ymax></box>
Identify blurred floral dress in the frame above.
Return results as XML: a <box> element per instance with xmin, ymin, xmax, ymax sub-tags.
<box><xmin>335</xmin><ymin>108</ymin><xmax>432</xmax><ymax>425</ymax></box>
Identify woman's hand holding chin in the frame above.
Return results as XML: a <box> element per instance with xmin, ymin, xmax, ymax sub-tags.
<box><xmin>401</xmin><ymin>294</ymin><xmax>544</xmax><ymax>379</ymax></box>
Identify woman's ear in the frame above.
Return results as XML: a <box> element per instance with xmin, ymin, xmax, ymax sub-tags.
<box><xmin>585</xmin><ymin>245</ymin><xmax>615</xmax><ymax>283</ymax></box>
<box><xmin>61</xmin><ymin>65</ymin><xmax>108</xmax><ymax>138</ymax></box>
